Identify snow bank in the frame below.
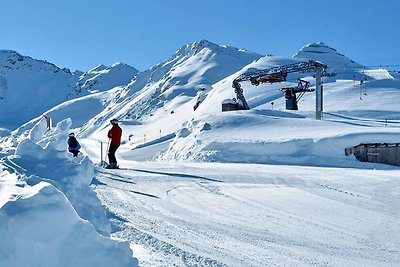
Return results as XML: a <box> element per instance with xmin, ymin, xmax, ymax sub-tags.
<box><xmin>0</xmin><ymin>181</ymin><xmax>137</xmax><ymax>267</ymax></box>
<box><xmin>158</xmin><ymin>111</ymin><xmax>400</xmax><ymax>168</ymax></box>
<box><xmin>0</xmin><ymin>117</ymin><xmax>138</xmax><ymax>266</ymax></box>
<box><xmin>13</xmin><ymin>117</ymin><xmax>109</xmax><ymax>233</ymax></box>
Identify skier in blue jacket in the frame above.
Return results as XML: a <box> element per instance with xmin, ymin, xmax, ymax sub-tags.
<box><xmin>67</xmin><ymin>132</ymin><xmax>81</xmax><ymax>157</ymax></box>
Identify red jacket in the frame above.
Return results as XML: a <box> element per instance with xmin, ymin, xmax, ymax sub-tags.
<box><xmin>108</xmin><ymin>125</ymin><xmax>122</xmax><ymax>145</ymax></box>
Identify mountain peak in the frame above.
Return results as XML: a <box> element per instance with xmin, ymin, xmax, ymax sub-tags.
<box><xmin>172</xmin><ymin>39</ymin><xmax>260</xmax><ymax>62</ymax></box>
<box><xmin>191</xmin><ymin>39</ymin><xmax>219</xmax><ymax>49</ymax></box>
<box><xmin>87</xmin><ymin>63</ymin><xmax>138</xmax><ymax>74</ymax></box>
<box><xmin>0</xmin><ymin>50</ymin><xmax>24</xmax><ymax>64</ymax></box>
<box><xmin>111</xmin><ymin>62</ymin><xmax>139</xmax><ymax>72</ymax></box>
<box><xmin>174</xmin><ymin>40</ymin><xmax>221</xmax><ymax>57</ymax></box>
<box><xmin>88</xmin><ymin>64</ymin><xmax>109</xmax><ymax>73</ymax></box>
<box><xmin>0</xmin><ymin>49</ymin><xmax>22</xmax><ymax>57</ymax></box>
<box><xmin>0</xmin><ymin>49</ymin><xmax>73</xmax><ymax>74</ymax></box>
<box><xmin>294</xmin><ymin>42</ymin><xmax>363</xmax><ymax>69</ymax></box>
<box><xmin>295</xmin><ymin>42</ymin><xmax>338</xmax><ymax>54</ymax></box>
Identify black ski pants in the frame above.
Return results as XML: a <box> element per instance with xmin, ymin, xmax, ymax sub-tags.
<box><xmin>70</xmin><ymin>150</ymin><xmax>79</xmax><ymax>157</ymax></box>
<box><xmin>108</xmin><ymin>144</ymin><xmax>120</xmax><ymax>164</ymax></box>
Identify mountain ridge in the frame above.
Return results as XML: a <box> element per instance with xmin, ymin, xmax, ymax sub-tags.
<box><xmin>0</xmin><ymin>40</ymin><xmax>372</xmax><ymax>134</ymax></box>
<box><xmin>0</xmin><ymin>49</ymin><xmax>139</xmax><ymax>129</ymax></box>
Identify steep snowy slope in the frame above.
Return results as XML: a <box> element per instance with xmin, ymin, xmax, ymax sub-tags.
<box><xmin>0</xmin><ymin>50</ymin><xmax>138</xmax><ymax>131</ymax></box>
<box><xmin>294</xmin><ymin>42</ymin><xmax>363</xmax><ymax>69</ymax></box>
<box><xmin>15</xmin><ymin>88</ymin><xmax>121</xmax><ymax>134</ymax></box>
<box><xmin>71</xmin><ymin>62</ymin><xmax>138</xmax><ymax>95</ymax></box>
<box><xmin>0</xmin><ymin>50</ymin><xmax>78</xmax><ymax>129</ymax></box>
<box><xmin>79</xmin><ymin>40</ymin><xmax>263</xmax><ymax>139</ymax></box>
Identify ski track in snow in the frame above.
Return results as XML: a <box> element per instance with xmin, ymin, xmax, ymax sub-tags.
<box><xmin>94</xmin><ymin>168</ymin><xmax>227</xmax><ymax>266</ymax></box>
<box><xmin>91</xmin><ymin>163</ymin><xmax>400</xmax><ymax>267</ymax></box>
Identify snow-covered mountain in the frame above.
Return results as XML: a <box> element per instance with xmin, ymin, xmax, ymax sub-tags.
<box><xmin>294</xmin><ymin>42</ymin><xmax>364</xmax><ymax>69</ymax></box>
<box><xmin>71</xmin><ymin>62</ymin><xmax>138</xmax><ymax>96</ymax></box>
<box><xmin>84</xmin><ymin>40</ymin><xmax>398</xmax><ymax>162</ymax></box>
<box><xmin>155</xmin><ymin>42</ymin><xmax>400</xmax><ymax>163</ymax></box>
<box><xmin>1</xmin><ymin>40</ymin><xmax>400</xmax><ymax>267</ymax></box>
<box><xmin>0</xmin><ymin>50</ymin><xmax>138</xmax><ymax>131</ymax></box>
<box><xmin>294</xmin><ymin>42</ymin><xmax>373</xmax><ymax>81</ymax></box>
<box><xmin>77</xmin><ymin>39</ymin><xmax>263</xmax><ymax>137</ymax></box>
<box><xmin>4</xmin><ymin>40</ymin><xmax>400</xmax><ymax>158</ymax></box>
<box><xmin>0</xmin><ymin>50</ymin><xmax>78</xmax><ymax>129</ymax></box>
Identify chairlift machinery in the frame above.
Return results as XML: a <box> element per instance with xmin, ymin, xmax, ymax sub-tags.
<box><xmin>228</xmin><ymin>60</ymin><xmax>327</xmax><ymax>119</ymax></box>
<box><xmin>281</xmin><ymin>79</ymin><xmax>313</xmax><ymax>110</ymax></box>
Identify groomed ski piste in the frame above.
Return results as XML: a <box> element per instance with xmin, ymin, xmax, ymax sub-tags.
<box><xmin>1</xmin><ymin>41</ymin><xmax>400</xmax><ymax>266</ymax></box>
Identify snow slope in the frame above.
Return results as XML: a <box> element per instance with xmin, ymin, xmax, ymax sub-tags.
<box><xmin>0</xmin><ymin>50</ymin><xmax>138</xmax><ymax>131</ymax></box>
<box><xmin>294</xmin><ymin>42</ymin><xmax>364</xmax><ymax>70</ymax></box>
<box><xmin>0</xmin><ymin>50</ymin><xmax>78</xmax><ymax>129</ymax></box>
<box><xmin>72</xmin><ymin>62</ymin><xmax>138</xmax><ymax>95</ymax></box>
<box><xmin>78</xmin><ymin>40</ymin><xmax>263</xmax><ymax>140</ymax></box>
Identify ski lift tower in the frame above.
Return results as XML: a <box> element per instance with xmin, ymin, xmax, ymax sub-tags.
<box><xmin>314</xmin><ymin>65</ymin><xmax>323</xmax><ymax>120</ymax></box>
<box><xmin>228</xmin><ymin>60</ymin><xmax>327</xmax><ymax>120</ymax></box>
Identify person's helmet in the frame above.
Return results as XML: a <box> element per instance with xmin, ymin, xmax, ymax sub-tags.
<box><xmin>69</xmin><ymin>132</ymin><xmax>75</xmax><ymax>137</ymax></box>
<box><xmin>110</xmin><ymin>118</ymin><xmax>119</xmax><ymax>125</ymax></box>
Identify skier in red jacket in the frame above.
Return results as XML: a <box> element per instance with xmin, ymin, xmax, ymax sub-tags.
<box><xmin>107</xmin><ymin>118</ymin><xmax>122</xmax><ymax>169</ymax></box>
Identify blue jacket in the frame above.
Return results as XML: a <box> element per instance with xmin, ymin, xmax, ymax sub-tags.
<box><xmin>68</xmin><ymin>137</ymin><xmax>81</xmax><ymax>151</ymax></box>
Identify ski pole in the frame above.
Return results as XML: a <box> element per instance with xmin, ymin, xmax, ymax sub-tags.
<box><xmin>106</xmin><ymin>139</ymin><xmax>111</xmax><ymax>164</ymax></box>
<box><xmin>101</xmin><ymin>142</ymin><xmax>103</xmax><ymax>163</ymax></box>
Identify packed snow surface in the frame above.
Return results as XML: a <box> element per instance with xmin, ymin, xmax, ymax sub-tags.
<box><xmin>90</xmin><ymin>160</ymin><xmax>400</xmax><ymax>267</ymax></box>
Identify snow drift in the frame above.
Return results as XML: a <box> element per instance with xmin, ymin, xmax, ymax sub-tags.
<box><xmin>0</xmin><ymin>117</ymin><xmax>138</xmax><ymax>267</ymax></box>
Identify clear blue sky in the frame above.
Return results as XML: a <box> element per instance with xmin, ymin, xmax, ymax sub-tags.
<box><xmin>0</xmin><ymin>0</ymin><xmax>398</xmax><ymax>71</ymax></box>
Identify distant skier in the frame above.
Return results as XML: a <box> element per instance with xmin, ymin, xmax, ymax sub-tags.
<box><xmin>107</xmin><ymin>118</ymin><xmax>122</xmax><ymax>169</ymax></box>
<box><xmin>67</xmin><ymin>132</ymin><xmax>81</xmax><ymax>157</ymax></box>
